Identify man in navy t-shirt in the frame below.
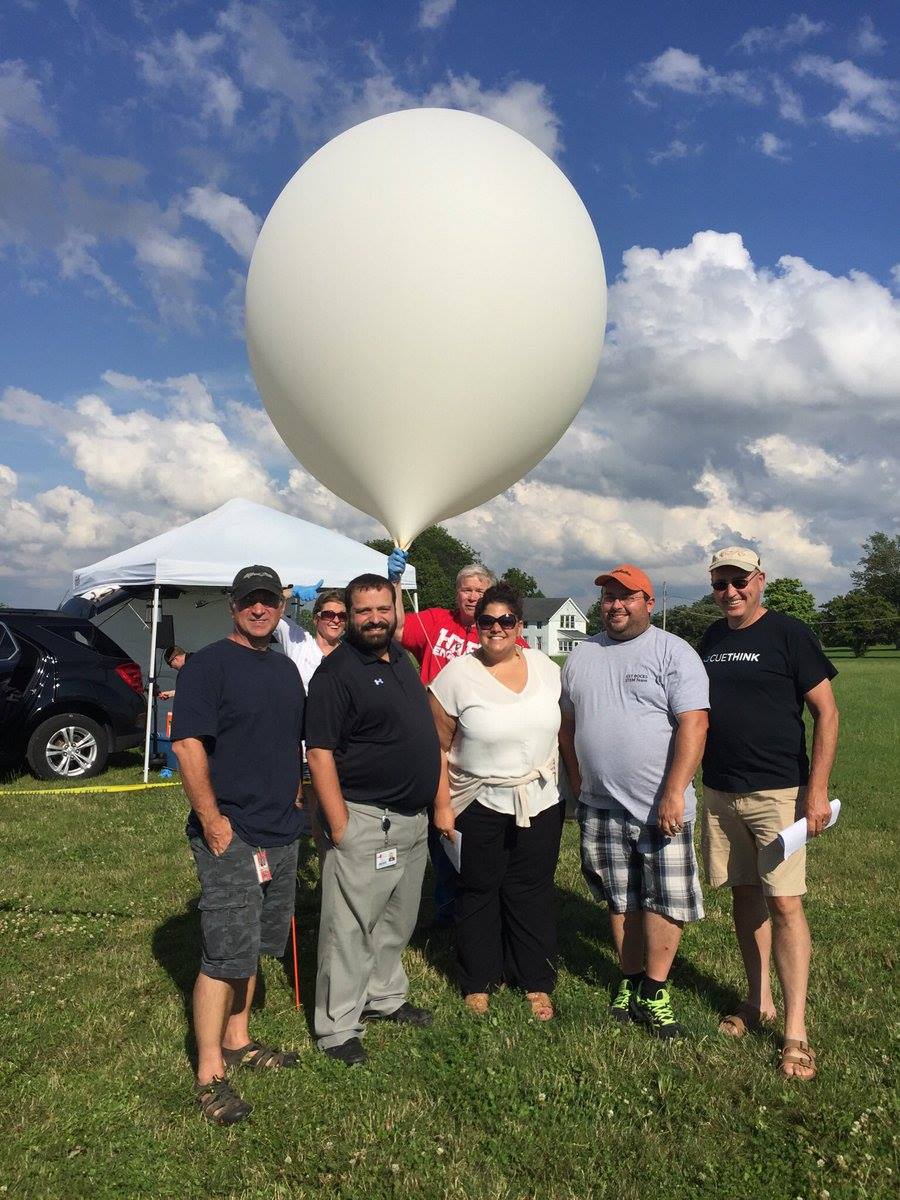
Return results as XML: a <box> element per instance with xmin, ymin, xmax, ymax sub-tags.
<box><xmin>699</xmin><ymin>546</ymin><xmax>838</xmax><ymax>1082</ymax></box>
<box><xmin>172</xmin><ymin>565</ymin><xmax>304</xmax><ymax>1124</ymax></box>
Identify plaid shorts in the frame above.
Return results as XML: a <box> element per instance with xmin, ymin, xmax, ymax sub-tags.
<box><xmin>579</xmin><ymin>805</ymin><xmax>704</xmax><ymax>923</ymax></box>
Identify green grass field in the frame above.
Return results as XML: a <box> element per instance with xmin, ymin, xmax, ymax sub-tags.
<box><xmin>1</xmin><ymin>656</ymin><xmax>897</xmax><ymax>1199</ymax></box>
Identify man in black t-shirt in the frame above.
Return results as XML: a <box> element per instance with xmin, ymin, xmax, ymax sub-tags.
<box><xmin>306</xmin><ymin>573</ymin><xmax>441</xmax><ymax>1066</ymax></box>
<box><xmin>699</xmin><ymin>546</ymin><xmax>838</xmax><ymax>1081</ymax></box>
<box><xmin>172</xmin><ymin>565</ymin><xmax>304</xmax><ymax>1124</ymax></box>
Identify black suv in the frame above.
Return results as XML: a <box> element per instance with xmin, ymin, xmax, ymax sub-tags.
<box><xmin>0</xmin><ymin>610</ymin><xmax>146</xmax><ymax>780</ymax></box>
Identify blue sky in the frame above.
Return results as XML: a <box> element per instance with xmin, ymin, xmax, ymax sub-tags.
<box><xmin>1</xmin><ymin>0</ymin><xmax>898</xmax><ymax>609</ymax></box>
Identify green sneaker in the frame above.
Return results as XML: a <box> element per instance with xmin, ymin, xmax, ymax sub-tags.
<box><xmin>609</xmin><ymin>976</ymin><xmax>635</xmax><ymax>1023</ymax></box>
<box><xmin>629</xmin><ymin>984</ymin><xmax>687</xmax><ymax>1039</ymax></box>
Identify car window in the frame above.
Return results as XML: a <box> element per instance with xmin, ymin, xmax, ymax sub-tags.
<box><xmin>0</xmin><ymin>623</ymin><xmax>18</xmax><ymax>662</ymax></box>
<box><xmin>40</xmin><ymin>622</ymin><xmax>127</xmax><ymax>659</ymax></box>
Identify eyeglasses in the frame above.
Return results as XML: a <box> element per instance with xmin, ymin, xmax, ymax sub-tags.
<box><xmin>711</xmin><ymin>571</ymin><xmax>760</xmax><ymax>593</ymax></box>
<box><xmin>235</xmin><ymin>592</ymin><xmax>281</xmax><ymax>609</ymax></box>
<box><xmin>316</xmin><ymin>610</ymin><xmax>347</xmax><ymax>623</ymax></box>
<box><xmin>476</xmin><ymin>612</ymin><xmax>518</xmax><ymax>630</ymax></box>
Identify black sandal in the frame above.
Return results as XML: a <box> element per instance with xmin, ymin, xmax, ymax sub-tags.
<box><xmin>194</xmin><ymin>1075</ymin><xmax>251</xmax><ymax>1125</ymax></box>
<box><xmin>222</xmin><ymin>1040</ymin><xmax>300</xmax><ymax>1070</ymax></box>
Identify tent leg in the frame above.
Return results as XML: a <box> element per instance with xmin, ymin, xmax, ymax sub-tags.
<box><xmin>142</xmin><ymin>585</ymin><xmax>160</xmax><ymax>784</ymax></box>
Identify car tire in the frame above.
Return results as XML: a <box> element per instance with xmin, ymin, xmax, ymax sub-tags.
<box><xmin>26</xmin><ymin>713</ymin><xmax>109</xmax><ymax>780</ymax></box>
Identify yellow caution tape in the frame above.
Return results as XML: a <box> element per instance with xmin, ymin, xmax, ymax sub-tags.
<box><xmin>0</xmin><ymin>781</ymin><xmax>183</xmax><ymax>796</ymax></box>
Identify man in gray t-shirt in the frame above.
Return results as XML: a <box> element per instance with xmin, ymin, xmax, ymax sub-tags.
<box><xmin>560</xmin><ymin>564</ymin><xmax>709</xmax><ymax>1039</ymax></box>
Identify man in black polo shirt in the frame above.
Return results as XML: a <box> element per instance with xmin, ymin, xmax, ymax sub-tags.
<box><xmin>172</xmin><ymin>565</ymin><xmax>304</xmax><ymax>1123</ymax></box>
<box><xmin>306</xmin><ymin>573</ymin><xmax>441</xmax><ymax>1065</ymax></box>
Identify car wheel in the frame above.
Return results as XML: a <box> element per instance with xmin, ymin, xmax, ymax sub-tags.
<box><xmin>26</xmin><ymin>713</ymin><xmax>109</xmax><ymax>780</ymax></box>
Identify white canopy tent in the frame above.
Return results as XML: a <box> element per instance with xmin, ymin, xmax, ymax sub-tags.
<box><xmin>69</xmin><ymin>498</ymin><xmax>417</xmax><ymax>780</ymax></box>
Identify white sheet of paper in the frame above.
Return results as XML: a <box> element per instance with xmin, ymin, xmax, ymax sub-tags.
<box><xmin>441</xmin><ymin>829</ymin><xmax>462</xmax><ymax>872</ymax></box>
<box><xmin>778</xmin><ymin>799</ymin><xmax>841</xmax><ymax>859</ymax></box>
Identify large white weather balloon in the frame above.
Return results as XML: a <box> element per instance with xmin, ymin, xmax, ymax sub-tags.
<box><xmin>246</xmin><ymin>107</ymin><xmax>606</xmax><ymax>548</ymax></box>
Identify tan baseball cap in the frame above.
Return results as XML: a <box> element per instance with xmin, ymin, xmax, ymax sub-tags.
<box><xmin>594</xmin><ymin>563</ymin><xmax>654</xmax><ymax>599</ymax></box>
<box><xmin>708</xmin><ymin>546</ymin><xmax>761</xmax><ymax>573</ymax></box>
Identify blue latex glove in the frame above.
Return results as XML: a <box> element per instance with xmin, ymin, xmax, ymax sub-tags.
<box><xmin>387</xmin><ymin>549</ymin><xmax>408</xmax><ymax>583</ymax></box>
<box><xmin>292</xmin><ymin>579</ymin><xmax>323</xmax><ymax>603</ymax></box>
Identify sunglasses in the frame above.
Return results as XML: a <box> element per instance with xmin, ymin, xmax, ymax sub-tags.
<box><xmin>476</xmin><ymin>612</ymin><xmax>518</xmax><ymax>630</ymax></box>
<box><xmin>316</xmin><ymin>609</ymin><xmax>347</xmax><ymax>622</ymax></box>
<box><xmin>711</xmin><ymin>571</ymin><xmax>760</xmax><ymax>593</ymax></box>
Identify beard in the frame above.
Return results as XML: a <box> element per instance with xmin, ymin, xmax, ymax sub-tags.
<box><xmin>346</xmin><ymin>615</ymin><xmax>397</xmax><ymax>654</ymax></box>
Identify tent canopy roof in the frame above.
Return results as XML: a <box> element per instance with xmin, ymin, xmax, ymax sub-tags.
<box><xmin>71</xmin><ymin>498</ymin><xmax>415</xmax><ymax>595</ymax></box>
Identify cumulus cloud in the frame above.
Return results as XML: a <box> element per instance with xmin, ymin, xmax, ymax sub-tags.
<box><xmin>794</xmin><ymin>54</ymin><xmax>899</xmax><ymax>136</ymax></box>
<box><xmin>736</xmin><ymin>13</ymin><xmax>826</xmax><ymax>55</ymax></box>
<box><xmin>136</xmin><ymin>30</ymin><xmax>241</xmax><ymax>130</ymax></box>
<box><xmin>757</xmin><ymin>131</ymin><xmax>790</xmax><ymax>160</ymax></box>
<box><xmin>183</xmin><ymin>185</ymin><xmax>261</xmax><ymax>261</ymax></box>
<box><xmin>0</xmin><ymin>59</ymin><xmax>57</xmax><ymax>137</ymax></box>
<box><xmin>747</xmin><ymin>434</ymin><xmax>841</xmax><ymax>480</ymax></box>
<box><xmin>647</xmin><ymin>138</ymin><xmax>704</xmax><ymax>165</ymax></box>
<box><xmin>853</xmin><ymin>16</ymin><xmax>886</xmax><ymax>56</ymax></box>
<box><xmin>634</xmin><ymin>48</ymin><xmax>763</xmax><ymax>104</ymax></box>
<box><xmin>418</xmin><ymin>0</ymin><xmax>457</xmax><ymax>31</ymax></box>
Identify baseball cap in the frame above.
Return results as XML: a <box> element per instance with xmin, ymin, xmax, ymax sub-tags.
<box><xmin>230</xmin><ymin>564</ymin><xmax>284</xmax><ymax>602</ymax></box>
<box><xmin>708</xmin><ymin>546</ymin><xmax>761</xmax><ymax>573</ymax></box>
<box><xmin>594</xmin><ymin>564</ymin><xmax>654</xmax><ymax>599</ymax></box>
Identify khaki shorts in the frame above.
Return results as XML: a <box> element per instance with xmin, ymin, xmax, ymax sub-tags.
<box><xmin>701</xmin><ymin>786</ymin><xmax>806</xmax><ymax>897</ymax></box>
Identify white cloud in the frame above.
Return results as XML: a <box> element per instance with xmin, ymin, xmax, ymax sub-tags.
<box><xmin>648</xmin><ymin>138</ymin><xmax>704</xmax><ymax>165</ymax></box>
<box><xmin>853</xmin><ymin>16</ymin><xmax>886</xmax><ymax>56</ymax></box>
<box><xmin>757</xmin><ymin>131</ymin><xmax>790</xmax><ymax>160</ymax></box>
<box><xmin>183</xmin><ymin>185</ymin><xmax>261</xmax><ymax>261</ymax></box>
<box><xmin>0</xmin><ymin>386</ymin><xmax>62</xmax><ymax>428</ymax></box>
<box><xmin>736</xmin><ymin>14</ymin><xmax>826</xmax><ymax>55</ymax></box>
<box><xmin>747</xmin><ymin>434</ymin><xmax>841</xmax><ymax>480</ymax></box>
<box><xmin>217</xmin><ymin>0</ymin><xmax>324</xmax><ymax>123</ymax></box>
<box><xmin>136</xmin><ymin>30</ymin><xmax>241</xmax><ymax>130</ymax></box>
<box><xmin>772</xmin><ymin>75</ymin><xmax>805</xmax><ymax>122</ymax></box>
<box><xmin>794</xmin><ymin>54</ymin><xmax>899</xmax><ymax>136</ymax></box>
<box><xmin>134</xmin><ymin>228</ymin><xmax>205</xmax><ymax>278</ymax></box>
<box><xmin>418</xmin><ymin>0</ymin><xmax>457</xmax><ymax>31</ymax></box>
<box><xmin>635</xmin><ymin>48</ymin><xmax>763</xmax><ymax>104</ymax></box>
<box><xmin>57</xmin><ymin>230</ymin><xmax>133</xmax><ymax>306</ymax></box>
<box><xmin>0</xmin><ymin>59</ymin><xmax>57</xmax><ymax>137</ymax></box>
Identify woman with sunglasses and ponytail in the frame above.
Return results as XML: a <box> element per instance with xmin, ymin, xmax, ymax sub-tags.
<box><xmin>428</xmin><ymin>582</ymin><xmax>564</xmax><ymax>1020</ymax></box>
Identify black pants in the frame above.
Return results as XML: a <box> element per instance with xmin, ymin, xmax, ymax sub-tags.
<box><xmin>455</xmin><ymin>800</ymin><xmax>564</xmax><ymax>995</ymax></box>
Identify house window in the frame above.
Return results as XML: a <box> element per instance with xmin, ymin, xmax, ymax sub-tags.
<box><xmin>559</xmin><ymin>638</ymin><xmax>573</xmax><ymax>653</ymax></box>
<box><xmin>536</xmin><ymin>636</ymin><xmax>542</xmax><ymax>650</ymax></box>
<box><xmin>560</xmin><ymin>613</ymin><xmax>576</xmax><ymax>629</ymax></box>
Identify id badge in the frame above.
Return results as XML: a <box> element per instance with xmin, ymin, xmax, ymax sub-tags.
<box><xmin>253</xmin><ymin>849</ymin><xmax>273</xmax><ymax>883</ymax></box>
<box><xmin>375</xmin><ymin>846</ymin><xmax>398</xmax><ymax>871</ymax></box>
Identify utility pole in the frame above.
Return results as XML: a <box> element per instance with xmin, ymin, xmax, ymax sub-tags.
<box><xmin>662</xmin><ymin>580</ymin><xmax>668</xmax><ymax>631</ymax></box>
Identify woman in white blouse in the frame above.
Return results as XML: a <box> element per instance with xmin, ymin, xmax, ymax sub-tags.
<box><xmin>428</xmin><ymin>583</ymin><xmax>563</xmax><ymax>1020</ymax></box>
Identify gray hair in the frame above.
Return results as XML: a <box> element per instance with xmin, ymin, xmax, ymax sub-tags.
<box><xmin>456</xmin><ymin>563</ymin><xmax>496</xmax><ymax>589</ymax></box>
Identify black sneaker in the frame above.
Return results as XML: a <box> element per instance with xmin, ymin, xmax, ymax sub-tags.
<box><xmin>629</xmin><ymin>985</ymin><xmax>687</xmax><ymax>1039</ymax></box>
<box><xmin>362</xmin><ymin>1002</ymin><xmax>433</xmax><ymax>1027</ymax></box>
<box><xmin>609</xmin><ymin>977</ymin><xmax>635</xmax><ymax>1023</ymax></box>
<box><xmin>323</xmin><ymin>1037</ymin><xmax>368</xmax><ymax>1065</ymax></box>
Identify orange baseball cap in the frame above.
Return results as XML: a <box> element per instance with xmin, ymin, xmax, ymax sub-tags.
<box><xmin>594</xmin><ymin>563</ymin><xmax>654</xmax><ymax>599</ymax></box>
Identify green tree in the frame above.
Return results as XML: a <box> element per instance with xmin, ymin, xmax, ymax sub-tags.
<box><xmin>501</xmin><ymin>567</ymin><xmax>544</xmax><ymax>598</ymax></box>
<box><xmin>585</xmin><ymin>598</ymin><xmax>603</xmax><ymax>635</ymax></box>
<box><xmin>851</xmin><ymin>531</ymin><xmax>900</xmax><ymax>608</ymax></box>
<box><xmin>763</xmin><ymin>577</ymin><xmax>818</xmax><ymax>628</ymax></box>
<box><xmin>818</xmin><ymin>590</ymin><xmax>898</xmax><ymax>656</ymax></box>
<box><xmin>652</xmin><ymin>595</ymin><xmax>721</xmax><ymax>649</ymax></box>
<box><xmin>367</xmin><ymin>525</ymin><xmax>485</xmax><ymax>611</ymax></box>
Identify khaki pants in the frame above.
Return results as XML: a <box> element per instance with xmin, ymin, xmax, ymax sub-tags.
<box><xmin>702</xmin><ymin>786</ymin><xmax>807</xmax><ymax>897</ymax></box>
<box><xmin>314</xmin><ymin>802</ymin><xmax>428</xmax><ymax>1050</ymax></box>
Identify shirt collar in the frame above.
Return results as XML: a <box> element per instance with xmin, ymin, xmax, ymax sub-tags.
<box><xmin>343</xmin><ymin>638</ymin><xmax>402</xmax><ymax>666</ymax></box>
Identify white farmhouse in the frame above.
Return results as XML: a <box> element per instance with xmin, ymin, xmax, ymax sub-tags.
<box><xmin>522</xmin><ymin>597</ymin><xmax>588</xmax><ymax>657</ymax></box>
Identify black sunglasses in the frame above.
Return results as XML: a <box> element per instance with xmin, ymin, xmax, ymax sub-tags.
<box><xmin>476</xmin><ymin>612</ymin><xmax>518</xmax><ymax>630</ymax></box>
<box><xmin>711</xmin><ymin>571</ymin><xmax>759</xmax><ymax>593</ymax></box>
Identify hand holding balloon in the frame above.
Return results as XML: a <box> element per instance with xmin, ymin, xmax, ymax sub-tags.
<box><xmin>387</xmin><ymin>549</ymin><xmax>408</xmax><ymax>584</ymax></box>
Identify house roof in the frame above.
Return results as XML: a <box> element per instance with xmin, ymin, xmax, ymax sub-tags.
<box><xmin>522</xmin><ymin>597</ymin><xmax>584</xmax><ymax>622</ymax></box>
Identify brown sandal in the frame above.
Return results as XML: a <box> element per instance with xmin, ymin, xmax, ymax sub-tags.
<box><xmin>779</xmin><ymin>1039</ymin><xmax>817</xmax><ymax>1080</ymax></box>
<box><xmin>222</xmin><ymin>1041</ymin><xmax>299</xmax><ymax>1070</ymax></box>
<box><xmin>526</xmin><ymin>991</ymin><xmax>555</xmax><ymax>1021</ymax></box>
<box><xmin>718</xmin><ymin>1003</ymin><xmax>775</xmax><ymax>1038</ymax></box>
<box><xmin>194</xmin><ymin>1075</ymin><xmax>251</xmax><ymax>1125</ymax></box>
<box><xmin>464</xmin><ymin>992</ymin><xmax>489</xmax><ymax>1016</ymax></box>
